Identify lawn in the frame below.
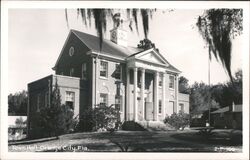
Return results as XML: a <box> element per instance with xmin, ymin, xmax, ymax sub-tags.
<box><xmin>8</xmin><ymin>129</ymin><xmax>242</xmax><ymax>152</ymax></box>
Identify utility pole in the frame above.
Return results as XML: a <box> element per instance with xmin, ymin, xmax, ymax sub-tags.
<box><xmin>208</xmin><ymin>46</ymin><xmax>211</xmax><ymax>127</ymax></box>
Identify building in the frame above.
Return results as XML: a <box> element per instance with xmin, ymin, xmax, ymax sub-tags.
<box><xmin>211</xmin><ymin>103</ymin><xmax>242</xmax><ymax>129</ymax></box>
<box><xmin>27</xmin><ymin>16</ymin><xmax>189</xmax><ymax>136</ymax></box>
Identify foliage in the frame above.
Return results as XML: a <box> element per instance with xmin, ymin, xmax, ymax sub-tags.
<box><xmin>65</xmin><ymin>9</ymin><xmax>155</xmax><ymax>50</ymax></box>
<box><xmin>190</xmin><ymin>82</ymin><xmax>220</xmax><ymax>115</ymax></box>
<box><xmin>210</xmin><ymin>69</ymin><xmax>242</xmax><ymax>107</ymax></box>
<box><xmin>8</xmin><ymin>90</ymin><xmax>28</xmax><ymax>115</ymax></box>
<box><xmin>77</xmin><ymin>104</ymin><xmax>121</xmax><ymax>132</ymax></box>
<box><xmin>92</xmin><ymin>104</ymin><xmax>121</xmax><ymax>131</ymax></box>
<box><xmin>137</xmin><ymin>38</ymin><xmax>159</xmax><ymax>52</ymax></box>
<box><xmin>164</xmin><ymin>111</ymin><xmax>190</xmax><ymax>130</ymax></box>
<box><xmin>75</xmin><ymin>108</ymin><xmax>94</xmax><ymax>132</ymax></box>
<box><xmin>32</xmin><ymin>80</ymin><xmax>75</xmax><ymax>138</ymax></box>
<box><xmin>15</xmin><ymin>117</ymin><xmax>26</xmax><ymax>127</ymax></box>
<box><xmin>196</xmin><ymin>9</ymin><xmax>243</xmax><ymax>81</ymax></box>
<box><xmin>178</xmin><ymin>76</ymin><xmax>190</xmax><ymax>94</ymax></box>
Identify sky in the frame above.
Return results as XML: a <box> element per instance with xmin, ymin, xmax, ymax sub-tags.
<box><xmin>8</xmin><ymin>9</ymin><xmax>242</xmax><ymax>94</ymax></box>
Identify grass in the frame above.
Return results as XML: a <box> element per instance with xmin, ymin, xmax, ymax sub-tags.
<box><xmin>8</xmin><ymin>129</ymin><xmax>242</xmax><ymax>152</ymax></box>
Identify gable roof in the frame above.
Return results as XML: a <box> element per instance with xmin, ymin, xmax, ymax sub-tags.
<box><xmin>71</xmin><ymin>29</ymin><xmax>143</xmax><ymax>59</ymax></box>
<box><xmin>54</xmin><ymin>29</ymin><xmax>180</xmax><ymax>73</ymax></box>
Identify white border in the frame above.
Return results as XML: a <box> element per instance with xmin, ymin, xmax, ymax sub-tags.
<box><xmin>1</xmin><ymin>1</ymin><xmax>249</xmax><ymax>160</ymax></box>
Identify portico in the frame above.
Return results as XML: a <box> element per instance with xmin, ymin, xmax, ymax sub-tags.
<box><xmin>125</xmin><ymin>48</ymin><xmax>175</xmax><ymax>122</ymax></box>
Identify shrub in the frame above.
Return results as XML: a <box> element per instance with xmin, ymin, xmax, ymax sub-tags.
<box><xmin>31</xmin><ymin>80</ymin><xmax>75</xmax><ymax>138</ymax></box>
<box><xmin>77</xmin><ymin>104</ymin><xmax>121</xmax><ymax>132</ymax></box>
<box><xmin>75</xmin><ymin>108</ymin><xmax>94</xmax><ymax>132</ymax></box>
<box><xmin>164</xmin><ymin>111</ymin><xmax>190</xmax><ymax>130</ymax></box>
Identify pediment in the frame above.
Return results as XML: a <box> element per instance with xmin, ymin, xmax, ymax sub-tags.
<box><xmin>134</xmin><ymin>49</ymin><xmax>169</xmax><ymax>66</ymax></box>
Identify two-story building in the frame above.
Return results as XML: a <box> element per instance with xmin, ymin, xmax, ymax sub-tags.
<box><xmin>27</xmin><ymin>17</ymin><xmax>189</xmax><ymax>136</ymax></box>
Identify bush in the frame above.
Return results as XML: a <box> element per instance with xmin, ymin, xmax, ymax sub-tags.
<box><xmin>30</xmin><ymin>80</ymin><xmax>75</xmax><ymax>138</ymax></box>
<box><xmin>164</xmin><ymin>111</ymin><xmax>190</xmax><ymax>130</ymax></box>
<box><xmin>76</xmin><ymin>104</ymin><xmax>121</xmax><ymax>132</ymax></box>
<box><xmin>32</xmin><ymin>104</ymin><xmax>75</xmax><ymax>138</ymax></box>
<box><xmin>75</xmin><ymin>108</ymin><xmax>94</xmax><ymax>132</ymax></box>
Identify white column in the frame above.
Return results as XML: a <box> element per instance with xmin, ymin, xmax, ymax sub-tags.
<box><xmin>141</xmin><ymin>69</ymin><xmax>145</xmax><ymax>120</ymax></box>
<box><xmin>162</xmin><ymin>73</ymin><xmax>166</xmax><ymax>119</ymax></box>
<box><xmin>175</xmin><ymin>75</ymin><xmax>179</xmax><ymax>113</ymax></box>
<box><xmin>154</xmin><ymin>71</ymin><xmax>159</xmax><ymax>121</ymax></box>
<box><xmin>134</xmin><ymin>68</ymin><xmax>138</xmax><ymax>121</ymax></box>
<box><xmin>92</xmin><ymin>57</ymin><xmax>96</xmax><ymax>108</ymax></box>
<box><xmin>126</xmin><ymin>68</ymin><xmax>130</xmax><ymax>120</ymax></box>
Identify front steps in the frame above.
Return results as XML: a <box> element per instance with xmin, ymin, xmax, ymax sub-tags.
<box><xmin>121</xmin><ymin>121</ymin><xmax>175</xmax><ymax>131</ymax></box>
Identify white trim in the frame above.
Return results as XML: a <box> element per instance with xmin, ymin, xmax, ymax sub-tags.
<box><xmin>91</xmin><ymin>51</ymin><xmax>126</xmax><ymax>62</ymax></box>
<box><xmin>54</xmin><ymin>74</ymin><xmax>80</xmax><ymax>80</ymax></box>
<box><xmin>127</xmin><ymin>48</ymin><xmax>169</xmax><ymax>66</ymax></box>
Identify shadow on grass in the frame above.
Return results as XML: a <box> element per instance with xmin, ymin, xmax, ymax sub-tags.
<box><xmin>171</xmin><ymin>130</ymin><xmax>242</xmax><ymax>146</ymax></box>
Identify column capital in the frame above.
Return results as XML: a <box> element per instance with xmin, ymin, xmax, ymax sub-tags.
<box><xmin>139</xmin><ymin>68</ymin><xmax>145</xmax><ymax>72</ymax></box>
<box><xmin>154</xmin><ymin>71</ymin><xmax>159</xmax><ymax>76</ymax></box>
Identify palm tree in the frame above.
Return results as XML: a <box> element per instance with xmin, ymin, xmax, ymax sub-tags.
<box><xmin>196</xmin><ymin>9</ymin><xmax>243</xmax><ymax>81</ymax></box>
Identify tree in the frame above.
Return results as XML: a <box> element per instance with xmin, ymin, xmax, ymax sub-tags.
<box><xmin>15</xmin><ymin>117</ymin><xmax>26</xmax><ymax>127</ymax></box>
<box><xmin>33</xmin><ymin>79</ymin><xmax>75</xmax><ymax>138</ymax></box>
<box><xmin>8</xmin><ymin>90</ymin><xmax>28</xmax><ymax>115</ymax></box>
<box><xmin>196</xmin><ymin>9</ymin><xmax>243</xmax><ymax>81</ymax></box>
<box><xmin>210</xmin><ymin>69</ymin><xmax>242</xmax><ymax>107</ymax></box>
<box><xmin>65</xmin><ymin>9</ymin><xmax>156</xmax><ymax>50</ymax></box>
<box><xmin>189</xmin><ymin>82</ymin><xmax>220</xmax><ymax>115</ymax></box>
<box><xmin>137</xmin><ymin>38</ymin><xmax>159</xmax><ymax>52</ymax></box>
<box><xmin>178</xmin><ymin>76</ymin><xmax>190</xmax><ymax>94</ymax></box>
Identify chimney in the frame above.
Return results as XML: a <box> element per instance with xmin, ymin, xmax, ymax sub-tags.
<box><xmin>110</xmin><ymin>13</ymin><xmax>128</xmax><ymax>47</ymax></box>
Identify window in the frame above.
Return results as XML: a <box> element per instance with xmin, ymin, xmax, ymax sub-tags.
<box><xmin>70</xmin><ymin>68</ymin><xmax>74</xmax><ymax>77</ymax></box>
<box><xmin>82</xmin><ymin>63</ymin><xmax>87</xmax><ymax>79</ymax></box>
<box><xmin>65</xmin><ymin>91</ymin><xmax>75</xmax><ymax>110</ymax></box>
<box><xmin>159</xmin><ymin>74</ymin><xmax>163</xmax><ymax>87</ymax></box>
<box><xmin>37</xmin><ymin>94</ymin><xmax>41</xmax><ymax>112</ymax></box>
<box><xmin>100</xmin><ymin>61</ymin><xmax>108</xmax><ymax>78</ymax></box>
<box><xmin>100</xmin><ymin>93</ymin><xmax>108</xmax><ymax>106</ymax></box>
<box><xmin>169</xmin><ymin>75</ymin><xmax>175</xmax><ymax>89</ymax></box>
<box><xmin>158</xmin><ymin>100</ymin><xmax>162</xmax><ymax>114</ymax></box>
<box><xmin>115</xmin><ymin>95</ymin><xmax>122</xmax><ymax>111</ymax></box>
<box><xmin>45</xmin><ymin>91</ymin><xmax>49</xmax><ymax>107</ymax></box>
<box><xmin>115</xmin><ymin>64</ymin><xmax>122</xmax><ymax>80</ymax></box>
<box><xmin>179</xmin><ymin>103</ymin><xmax>184</xmax><ymax>112</ymax></box>
<box><xmin>69</xmin><ymin>46</ymin><xmax>74</xmax><ymax>56</ymax></box>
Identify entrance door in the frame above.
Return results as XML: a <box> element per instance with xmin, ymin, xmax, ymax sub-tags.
<box><xmin>167</xmin><ymin>101</ymin><xmax>174</xmax><ymax>115</ymax></box>
<box><xmin>145</xmin><ymin>102</ymin><xmax>154</xmax><ymax>120</ymax></box>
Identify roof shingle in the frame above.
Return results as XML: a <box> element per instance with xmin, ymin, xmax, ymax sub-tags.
<box><xmin>72</xmin><ymin>29</ymin><xmax>143</xmax><ymax>58</ymax></box>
